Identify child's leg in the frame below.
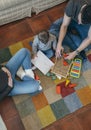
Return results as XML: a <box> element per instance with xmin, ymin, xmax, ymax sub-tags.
<box><xmin>42</xmin><ymin>49</ymin><xmax>55</xmax><ymax>58</ymax></box>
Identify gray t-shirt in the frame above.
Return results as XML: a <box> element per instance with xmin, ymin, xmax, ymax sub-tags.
<box><xmin>65</xmin><ymin>0</ymin><xmax>91</xmax><ymax>22</ymax></box>
<box><xmin>32</xmin><ymin>33</ymin><xmax>57</xmax><ymax>54</ymax></box>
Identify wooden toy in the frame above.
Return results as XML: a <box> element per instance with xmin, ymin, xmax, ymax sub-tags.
<box><xmin>70</xmin><ymin>58</ymin><xmax>82</xmax><ymax>78</ymax></box>
<box><xmin>51</xmin><ymin>57</ymin><xmax>72</xmax><ymax>78</ymax></box>
<box><xmin>65</xmin><ymin>79</ymin><xmax>70</xmax><ymax>87</ymax></box>
<box><xmin>56</xmin><ymin>85</ymin><xmax>61</xmax><ymax>94</ymax></box>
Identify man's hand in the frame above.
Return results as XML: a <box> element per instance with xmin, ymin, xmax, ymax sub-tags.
<box><xmin>65</xmin><ymin>51</ymin><xmax>77</xmax><ymax>60</ymax></box>
<box><xmin>56</xmin><ymin>44</ymin><xmax>64</xmax><ymax>58</ymax></box>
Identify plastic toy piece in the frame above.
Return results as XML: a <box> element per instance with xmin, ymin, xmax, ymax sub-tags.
<box><xmin>52</xmin><ymin>75</ymin><xmax>56</xmax><ymax>80</ymax></box>
<box><xmin>63</xmin><ymin>60</ymin><xmax>69</xmax><ymax>66</ymax></box>
<box><xmin>35</xmin><ymin>74</ymin><xmax>40</xmax><ymax>80</ymax></box>
<box><xmin>65</xmin><ymin>79</ymin><xmax>77</xmax><ymax>88</ymax></box>
<box><xmin>35</xmin><ymin>74</ymin><xmax>41</xmax><ymax>83</ymax></box>
<box><xmin>63</xmin><ymin>53</ymin><xmax>71</xmax><ymax>66</ymax></box>
<box><xmin>46</xmin><ymin>72</ymin><xmax>51</xmax><ymax>77</ymax></box>
<box><xmin>63</xmin><ymin>53</ymin><xmax>69</xmax><ymax>58</ymax></box>
<box><xmin>70</xmin><ymin>58</ymin><xmax>82</xmax><ymax>78</ymax></box>
<box><xmin>46</xmin><ymin>72</ymin><xmax>57</xmax><ymax>80</ymax></box>
<box><xmin>56</xmin><ymin>85</ymin><xmax>61</xmax><ymax>94</ymax></box>
<box><xmin>68</xmin><ymin>83</ymin><xmax>77</xmax><ymax>88</ymax></box>
<box><xmin>65</xmin><ymin>79</ymin><xmax>70</xmax><ymax>87</ymax></box>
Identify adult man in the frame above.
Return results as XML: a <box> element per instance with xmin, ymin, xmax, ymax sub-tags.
<box><xmin>50</xmin><ymin>0</ymin><xmax>91</xmax><ymax>60</ymax></box>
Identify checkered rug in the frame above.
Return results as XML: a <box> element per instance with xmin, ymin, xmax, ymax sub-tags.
<box><xmin>1</xmin><ymin>36</ymin><xmax>91</xmax><ymax>130</ymax></box>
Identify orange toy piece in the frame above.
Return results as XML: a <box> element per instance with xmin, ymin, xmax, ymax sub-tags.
<box><xmin>63</xmin><ymin>53</ymin><xmax>69</xmax><ymax>58</ymax></box>
<box><xmin>56</xmin><ymin>85</ymin><xmax>61</xmax><ymax>94</ymax></box>
<box><xmin>63</xmin><ymin>60</ymin><xmax>69</xmax><ymax>66</ymax></box>
<box><xmin>63</xmin><ymin>53</ymin><xmax>69</xmax><ymax>66</ymax></box>
<box><xmin>35</xmin><ymin>74</ymin><xmax>40</xmax><ymax>80</ymax></box>
<box><xmin>35</xmin><ymin>74</ymin><xmax>41</xmax><ymax>83</ymax></box>
<box><xmin>68</xmin><ymin>83</ymin><xmax>77</xmax><ymax>88</ymax></box>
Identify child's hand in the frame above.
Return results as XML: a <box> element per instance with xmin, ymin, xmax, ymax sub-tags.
<box><xmin>33</xmin><ymin>54</ymin><xmax>37</xmax><ymax>59</ymax></box>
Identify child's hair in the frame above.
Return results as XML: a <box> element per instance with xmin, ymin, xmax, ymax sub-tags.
<box><xmin>81</xmin><ymin>4</ymin><xmax>91</xmax><ymax>24</ymax></box>
<box><xmin>38</xmin><ymin>30</ymin><xmax>49</xmax><ymax>44</ymax></box>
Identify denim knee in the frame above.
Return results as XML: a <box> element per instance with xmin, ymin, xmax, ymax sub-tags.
<box><xmin>49</xmin><ymin>17</ymin><xmax>63</xmax><ymax>38</ymax></box>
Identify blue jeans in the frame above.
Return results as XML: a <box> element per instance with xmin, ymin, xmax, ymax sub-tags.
<box><xmin>30</xmin><ymin>41</ymin><xmax>54</xmax><ymax>58</ymax></box>
<box><xmin>49</xmin><ymin>17</ymin><xmax>91</xmax><ymax>52</ymax></box>
<box><xmin>42</xmin><ymin>49</ymin><xmax>55</xmax><ymax>58</ymax></box>
<box><xmin>6</xmin><ymin>48</ymin><xmax>39</xmax><ymax>96</ymax></box>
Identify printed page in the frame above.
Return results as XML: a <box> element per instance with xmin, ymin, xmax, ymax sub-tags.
<box><xmin>31</xmin><ymin>51</ymin><xmax>54</xmax><ymax>75</ymax></box>
<box><xmin>0</xmin><ymin>115</ymin><xmax>7</xmax><ymax>130</ymax></box>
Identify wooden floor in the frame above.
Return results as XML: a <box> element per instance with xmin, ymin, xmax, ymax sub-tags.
<box><xmin>0</xmin><ymin>2</ymin><xmax>66</xmax><ymax>49</ymax></box>
<box><xmin>0</xmin><ymin>2</ymin><xmax>67</xmax><ymax>130</ymax></box>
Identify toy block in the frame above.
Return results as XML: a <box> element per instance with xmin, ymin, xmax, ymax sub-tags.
<box><xmin>68</xmin><ymin>83</ymin><xmax>77</xmax><ymax>88</ymax></box>
<box><xmin>65</xmin><ymin>79</ymin><xmax>70</xmax><ymax>87</ymax></box>
<box><xmin>63</xmin><ymin>60</ymin><xmax>69</xmax><ymax>66</ymax></box>
<box><xmin>56</xmin><ymin>85</ymin><xmax>61</xmax><ymax>94</ymax></box>
<box><xmin>35</xmin><ymin>74</ymin><xmax>40</xmax><ymax>80</ymax></box>
<box><xmin>46</xmin><ymin>72</ymin><xmax>51</xmax><ymax>77</ymax></box>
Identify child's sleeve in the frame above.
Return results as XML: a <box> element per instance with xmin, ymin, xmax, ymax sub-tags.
<box><xmin>32</xmin><ymin>36</ymin><xmax>39</xmax><ymax>54</ymax></box>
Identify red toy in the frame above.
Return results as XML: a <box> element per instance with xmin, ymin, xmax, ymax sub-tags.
<box><xmin>63</xmin><ymin>53</ymin><xmax>69</xmax><ymax>66</ymax></box>
<box><xmin>35</xmin><ymin>74</ymin><xmax>40</xmax><ymax>80</ymax></box>
<box><xmin>35</xmin><ymin>74</ymin><xmax>41</xmax><ymax>83</ymax></box>
<box><xmin>65</xmin><ymin>79</ymin><xmax>77</xmax><ymax>88</ymax></box>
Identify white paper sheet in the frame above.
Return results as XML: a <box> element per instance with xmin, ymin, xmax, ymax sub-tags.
<box><xmin>31</xmin><ymin>51</ymin><xmax>54</xmax><ymax>75</ymax></box>
<box><xmin>0</xmin><ymin>115</ymin><xmax>7</xmax><ymax>130</ymax></box>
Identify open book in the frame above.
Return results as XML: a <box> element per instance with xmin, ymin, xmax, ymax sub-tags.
<box><xmin>31</xmin><ymin>51</ymin><xmax>54</xmax><ymax>75</ymax></box>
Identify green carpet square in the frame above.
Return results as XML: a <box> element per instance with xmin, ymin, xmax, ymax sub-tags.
<box><xmin>50</xmin><ymin>99</ymin><xmax>70</xmax><ymax>119</ymax></box>
<box><xmin>0</xmin><ymin>48</ymin><xmax>12</xmax><ymax>64</ymax></box>
<box><xmin>16</xmin><ymin>96</ymin><xmax>36</xmax><ymax>118</ymax></box>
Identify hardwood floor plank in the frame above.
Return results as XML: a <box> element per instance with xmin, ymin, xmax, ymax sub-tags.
<box><xmin>5</xmin><ymin>115</ymin><xmax>25</xmax><ymax>130</ymax></box>
<box><xmin>27</xmin><ymin>15</ymin><xmax>52</xmax><ymax>35</ymax></box>
<box><xmin>0</xmin><ymin>19</ymin><xmax>33</xmax><ymax>49</ymax></box>
<box><xmin>0</xmin><ymin>97</ymin><xmax>25</xmax><ymax>130</ymax></box>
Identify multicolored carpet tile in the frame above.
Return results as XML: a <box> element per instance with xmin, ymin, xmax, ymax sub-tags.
<box><xmin>1</xmin><ymin>37</ymin><xmax>91</xmax><ymax>130</ymax></box>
